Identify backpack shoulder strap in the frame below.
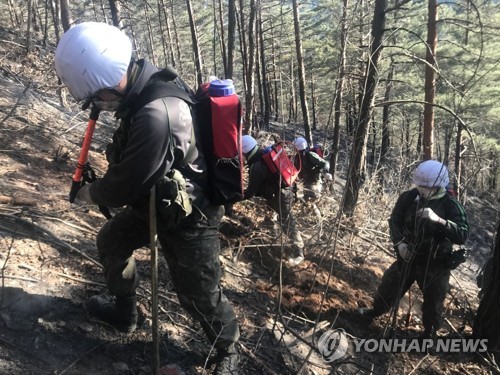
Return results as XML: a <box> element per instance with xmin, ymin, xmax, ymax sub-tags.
<box><xmin>128</xmin><ymin>80</ymin><xmax>195</xmax><ymax>117</ymax></box>
<box><xmin>128</xmin><ymin>73</ymin><xmax>197</xmax><ymax>168</ymax></box>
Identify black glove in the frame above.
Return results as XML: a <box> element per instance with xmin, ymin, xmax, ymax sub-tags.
<box><xmin>446</xmin><ymin>249</ymin><xmax>467</xmax><ymax>270</ymax></box>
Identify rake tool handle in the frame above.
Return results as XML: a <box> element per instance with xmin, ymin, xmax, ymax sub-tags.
<box><xmin>149</xmin><ymin>187</ymin><xmax>160</xmax><ymax>374</ymax></box>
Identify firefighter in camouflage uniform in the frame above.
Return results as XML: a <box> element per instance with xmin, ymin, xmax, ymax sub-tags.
<box><xmin>293</xmin><ymin>137</ymin><xmax>332</xmax><ymax>201</ymax></box>
<box><xmin>55</xmin><ymin>22</ymin><xmax>239</xmax><ymax>374</ymax></box>
<box><xmin>359</xmin><ymin>160</ymin><xmax>469</xmax><ymax>339</ymax></box>
<box><xmin>242</xmin><ymin>135</ymin><xmax>305</xmax><ymax>266</ymax></box>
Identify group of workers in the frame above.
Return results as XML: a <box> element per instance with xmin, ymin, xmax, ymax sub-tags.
<box><xmin>53</xmin><ymin>22</ymin><xmax>469</xmax><ymax>374</ymax></box>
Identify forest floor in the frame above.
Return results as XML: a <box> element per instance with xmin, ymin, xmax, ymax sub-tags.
<box><xmin>1</xmin><ymin>27</ymin><xmax>499</xmax><ymax>375</ymax></box>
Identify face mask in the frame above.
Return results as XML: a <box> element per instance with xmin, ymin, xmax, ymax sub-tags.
<box><xmin>416</xmin><ymin>186</ymin><xmax>436</xmax><ymax>199</ymax></box>
<box><xmin>93</xmin><ymin>99</ymin><xmax>122</xmax><ymax>112</ymax></box>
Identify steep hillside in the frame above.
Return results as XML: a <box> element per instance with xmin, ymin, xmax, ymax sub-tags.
<box><xmin>1</xmin><ymin>28</ymin><xmax>498</xmax><ymax>375</ymax></box>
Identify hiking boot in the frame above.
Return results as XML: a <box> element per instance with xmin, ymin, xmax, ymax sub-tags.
<box><xmin>417</xmin><ymin>327</ymin><xmax>436</xmax><ymax>341</ymax></box>
<box><xmin>287</xmin><ymin>254</ymin><xmax>305</xmax><ymax>266</ymax></box>
<box><xmin>287</xmin><ymin>248</ymin><xmax>305</xmax><ymax>266</ymax></box>
<box><xmin>86</xmin><ymin>294</ymin><xmax>138</xmax><ymax>334</ymax></box>
<box><xmin>356</xmin><ymin>307</ymin><xmax>381</xmax><ymax>324</ymax></box>
<box><xmin>214</xmin><ymin>344</ymin><xmax>239</xmax><ymax>375</ymax></box>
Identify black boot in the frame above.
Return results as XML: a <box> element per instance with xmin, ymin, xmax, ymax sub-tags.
<box><xmin>86</xmin><ymin>294</ymin><xmax>138</xmax><ymax>334</ymax></box>
<box><xmin>214</xmin><ymin>343</ymin><xmax>239</xmax><ymax>375</ymax></box>
<box><xmin>356</xmin><ymin>307</ymin><xmax>382</xmax><ymax>324</ymax></box>
<box><xmin>417</xmin><ymin>327</ymin><xmax>436</xmax><ymax>340</ymax></box>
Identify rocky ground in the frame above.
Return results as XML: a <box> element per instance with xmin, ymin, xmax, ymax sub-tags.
<box><xmin>0</xmin><ymin>27</ymin><xmax>499</xmax><ymax>374</ymax></box>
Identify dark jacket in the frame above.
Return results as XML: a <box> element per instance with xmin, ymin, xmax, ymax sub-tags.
<box><xmin>295</xmin><ymin>150</ymin><xmax>329</xmax><ymax>184</ymax></box>
<box><xmin>244</xmin><ymin>149</ymin><xmax>292</xmax><ymax>201</ymax></box>
<box><xmin>88</xmin><ymin>60</ymin><xmax>208</xmax><ymax>208</ymax></box>
<box><xmin>389</xmin><ymin>188</ymin><xmax>469</xmax><ymax>264</ymax></box>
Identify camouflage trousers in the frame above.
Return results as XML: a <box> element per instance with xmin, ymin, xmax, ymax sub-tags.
<box><xmin>266</xmin><ymin>188</ymin><xmax>304</xmax><ymax>251</ymax></box>
<box><xmin>296</xmin><ymin>180</ymin><xmax>323</xmax><ymax>201</ymax></box>
<box><xmin>95</xmin><ymin>203</ymin><xmax>239</xmax><ymax>349</ymax></box>
<box><xmin>372</xmin><ymin>260</ymin><xmax>451</xmax><ymax>332</ymax></box>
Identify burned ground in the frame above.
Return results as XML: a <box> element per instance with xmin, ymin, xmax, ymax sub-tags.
<box><xmin>0</xmin><ymin>29</ymin><xmax>499</xmax><ymax>374</ymax></box>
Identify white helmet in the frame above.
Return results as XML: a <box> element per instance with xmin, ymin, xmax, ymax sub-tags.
<box><xmin>413</xmin><ymin>160</ymin><xmax>450</xmax><ymax>188</ymax></box>
<box><xmin>55</xmin><ymin>22</ymin><xmax>133</xmax><ymax>101</ymax></box>
<box><xmin>294</xmin><ymin>137</ymin><xmax>308</xmax><ymax>151</ymax></box>
<box><xmin>242</xmin><ymin>135</ymin><xmax>257</xmax><ymax>154</ymax></box>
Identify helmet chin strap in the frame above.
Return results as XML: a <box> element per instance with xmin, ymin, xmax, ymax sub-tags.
<box><xmin>416</xmin><ymin>186</ymin><xmax>437</xmax><ymax>199</ymax></box>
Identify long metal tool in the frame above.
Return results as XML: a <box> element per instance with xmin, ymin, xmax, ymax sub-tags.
<box><xmin>149</xmin><ymin>187</ymin><xmax>160</xmax><ymax>374</ymax></box>
<box><xmin>69</xmin><ymin>106</ymin><xmax>100</xmax><ymax>203</ymax></box>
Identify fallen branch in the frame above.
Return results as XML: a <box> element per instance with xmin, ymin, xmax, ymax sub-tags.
<box><xmin>0</xmin><ymin>213</ymin><xmax>101</xmax><ymax>268</ymax></box>
<box><xmin>1</xmin><ymin>275</ymin><xmax>38</xmax><ymax>283</ymax></box>
<box><xmin>239</xmin><ymin>341</ymin><xmax>281</xmax><ymax>375</ymax></box>
<box><xmin>0</xmin><ymin>335</ymin><xmax>50</xmax><ymax>365</ymax></box>
<box><xmin>54</xmin><ymin>272</ymin><xmax>106</xmax><ymax>287</ymax></box>
<box><xmin>0</xmin><ymin>195</ymin><xmax>37</xmax><ymax>206</ymax></box>
<box><xmin>56</xmin><ymin>337</ymin><xmax>121</xmax><ymax>375</ymax></box>
<box><xmin>407</xmin><ymin>353</ymin><xmax>435</xmax><ymax>375</ymax></box>
<box><xmin>29</xmin><ymin>213</ymin><xmax>97</xmax><ymax>235</ymax></box>
<box><xmin>0</xmin><ymin>82</ymin><xmax>30</xmax><ymax>125</ymax></box>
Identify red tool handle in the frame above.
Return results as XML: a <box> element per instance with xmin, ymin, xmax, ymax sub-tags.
<box><xmin>69</xmin><ymin>106</ymin><xmax>100</xmax><ymax>203</ymax></box>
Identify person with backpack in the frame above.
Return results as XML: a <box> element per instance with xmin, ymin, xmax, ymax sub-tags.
<box><xmin>293</xmin><ymin>137</ymin><xmax>332</xmax><ymax>201</ymax></box>
<box><xmin>241</xmin><ymin>135</ymin><xmax>305</xmax><ymax>266</ymax></box>
<box><xmin>55</xmin><ymin>22</ymin><xmax>239</xmax><ymax>374</ymax></box>
<box><xmin>358</xmin><ymin>160</ymin><xmax>469</xmax><ymax>339</ymax></box>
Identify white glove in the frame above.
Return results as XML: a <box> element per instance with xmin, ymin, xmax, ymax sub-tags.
<box><xmin>323</xmin><ymin>173</ymin><xmax>333</xmax><ymax>181</ymax></box>
<box><xmin>397</xmin><ymin>242</ymin><xmax>412</xmax><ymax>261</ymax></box>
<box><xmin>75</xmin><ymin>184</ymin><xmax>94</xmax><ymax>204</ymax></box>
<box><xmin>417</xmin><ymin>208</ymin><xmax>446</xmax><ymax>225</ymax></box>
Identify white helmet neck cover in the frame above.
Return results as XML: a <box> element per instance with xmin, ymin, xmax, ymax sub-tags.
<box><xmin>413</xmin><ymin>160</ymin><xmax>450</xmax><ymax>188</ymax></box>
<box><xmin>294</xmin><ymin>137</ymin><xmax>308</xmax><ymax>151</ymax></box>
<box><xmin>242</xmin><ymin>135</ymin><xmax>257</xmax><ymax>154</ymax></box>
<box><xmin>55</xmin><ymin>22</ymin><xmax>132</xmax><ymax>101</ymax></box>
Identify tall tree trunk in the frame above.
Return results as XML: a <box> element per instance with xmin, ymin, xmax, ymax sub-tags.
<box><xmin>8</xmin><ymin>0</ymin><xmax>20</xmax><ymax>28</ymax></box>
<box><xmin>244</xmin><ymin>0</ymin><xmax>257</xmax><ymax>133</ymax></box>
<box><xmin>311</xmin><ymin>76</ymin><xmax>317</xmax><ymax>131</ymax></box>
<box><xmin>125</xmin><ymin>6</ymin><xmax>140</xmax><ymax>59</ymax></box>
<box><xmin>157</xmin><ymin>0</ymin><xmax>169</xmax><ymax>66</ymax></box>
<box><xmin>237</xmin><ymin>0</ymin><xmax>248</xmax><ymax>93</ymax></box>
<box><xmin>330</xmin><ymin>0</ymin><xmax>349</xmax><ymax>180</ymax></box>
<box><xmin>169</xmin><ymin>0</ymin><xmax>182</xmax><ymax>74</ymax></box>
<box><xmin>217</xmin><ymin>0</ymin><xmax>227</xmax><ymax>77</ymax></box>
<box><xmin>258</xmin><ymin>8</ymin><xmax>270</xmax><ymax>129</ymax></box>
<box><xmin>43</xmin><ymin>0</ymin><xmax>49</xmax><ymax>46</ymax></box>
<box><xmin>27</xmin><ymin>0</ymin><xmax>33</xmax><ymax>52</ymax></box>
<box><xmin>160</xmin><ymin>0</ymin><xmax>175</xmax><ymax>67</ymax></box>
<box><xmin>380</xmin><ymin>64</ymin><xmax>393</xmax><ymax>167</ymax></box>
<box><xmin>454</xmin><ymin>123</ymin><xmax>464</xmax><ymax>199</ymax></box>
<box><xmin>212</xmin><ymin>0</ymin><xmax>219</xmax><ymax>76</ymax></box>
<box><xmin>342</xmin><ymin>0</ymin><xmax>386</xmax><ymax>216</ymax></box>
<box><xmin>50</xmin><ymin>0</ymin><xmax>60</xmax><ymax>42</ymax></box>
<box><xmin>109</xmin><ymin>0</ymin><xmax>124</xmax><ymax>29</ymax></box>
<box><xmin>270</xmin><ymin>19</ymin><xmax>279</xmax><ymax>121</ymax></box>
<box><xmin>186</xmin><ymin>0</ymin><xmax>203</xmax><ymax>85</ymax></box>
<box><xmin>226</xmin><ymin>0</ymin><xmax>236</xmax><ymax>79</ymax></box>
<box><xmin>99</xmin><ymin>0</ymin><xmax>108</xmax><ymax>23</ymax></box>
<box><xmin>423</xmin><ymin>0</ymin><xmax>438</xmax><ymax>161</ymax></box>
<box><xmin>90</xmin><ymin>0</ymin><xmax>99</xmax><ymax>21</ymax></box>
<box><xmin>289</xmin><ymin>60</ymin><xmax>296</xmax><ymax>123</ymax></box>
<box><xmin>59</xmin><ymin>0</ymin><xmax>72</xmax><ymax>32</ymax></box>
<box><xmin>144</xmin><ymin>2</ymin><xmax>157</xmax><ymax>66</ymax></box>
<box><xmin>416</xmin><ymin>112</ymin><xmax>423</xmax><ymax>158</ymax></box>
<box><xmin>33</xmin><ymin>0</ymin><xmax>41</xmax><ymax>32</ymax></box>
<box><xmin>256</xmin><ymin>46</ymin><xmax>263</xmax><ymax>127</ymax></box>
<box><xmin>292</xmin><ymin>0</ymin><xmax>311</xmax><ymax>144</ymax></box>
